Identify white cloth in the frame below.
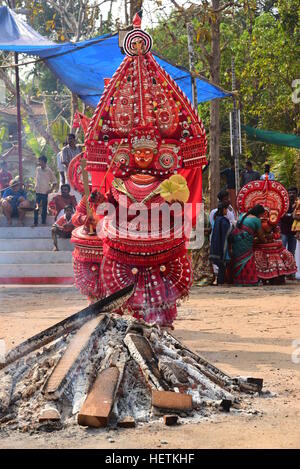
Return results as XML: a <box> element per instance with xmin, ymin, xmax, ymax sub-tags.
<box><xmin>295</xmin><ymin>240</ymin><xmax>300</xmax><ymax>280</ymax></box>
<box><xmin>56</xmin><ymin>151</ymin><xmax>65</xmax><ymax>172</ymax></box>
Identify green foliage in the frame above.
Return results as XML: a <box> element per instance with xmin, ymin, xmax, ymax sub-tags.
<box><xmin>0</xmin><ymin>126</ymin><xmax>8</xmax><ymax>153</ymax></box>
<box><xmin>23</xmin><ymin>119</ymin><xmax>42</xmax><ymax>156</ymax></box>
<box><xmin>267</xmin><ymin>147</ymin><xmax>300</xmax><ymax>188</ymax></box>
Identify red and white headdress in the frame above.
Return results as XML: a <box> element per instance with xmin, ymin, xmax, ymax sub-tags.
<box><xmin>83</xmin><ymin>15</ymin><xmax>207</xmax><ymax>177</ymax></box>
<box><xmin>237</xmin><ymin>180</ymin><xmax>289</xmax><ymax>224</ymax></box>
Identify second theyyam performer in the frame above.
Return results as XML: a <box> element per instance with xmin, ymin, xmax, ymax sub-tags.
<box><xmin>70</xmin><ymin>14</ymin><xmax>207</xmax><ymax>326</ymax></box>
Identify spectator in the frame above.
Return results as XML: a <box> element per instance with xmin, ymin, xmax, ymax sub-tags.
<box><xmin>49</xmin><ymin>183</ymin><xmax>77</xmax><ymax>220</ymax></box>
<box><xmin>0</xmin><ymin>160</ymin><xmax>12</xmax><ymax>194</ymax></box>
<box><xmin>280</xmin><ymin>187</ymin><xmax>298</xmax><ymax>257</ymax></box>
<box><xmin>52</xmin><ymin>205</ymin><xmax>74</xmax><ymax>251</ymax></box>
<box><xmin>209</xmin><ymin>189</ymin><xmax>236</xmax><ymax>228</ymax></box>
<box><xmin>209</xmin><ymin>202</ymin><xmax>232</xmax><ymax>285</ymax></box>
<box><xmin>56</xmin><ymin>142</ymin><xmax>67</xmax><ymax>186</ymax></box>
<box><xmin>61</xmin><ymin>133</ymin><xmax>81</xmax><ymax>171</ymax></box>
<box><xmin>221</xmin><ymin>159</ymin><xmax>237</xmax><ymax>212</ymax></box>
<box><xmin>0</xmin><ymin>178</ymin><xmax>30</xmax><ymax>225</ymax></box>
<box><xmin>293</xmin><ymin>194</ymin><xmax>300</xmax><ymax>280</ymax></box>
<box><xmin>260</xmin><ymin>163</ymin><xmax>275</xmax><ymax>181</ymax></box>
<box><xmin>241</xmin><ymin>160</ymin><xmax>260</xmax><ymax>186</ymax></box>
<box><xmin>34</xmin><ymin>155</ymin><xmax>57</xmax><ymax>226</ymax></box>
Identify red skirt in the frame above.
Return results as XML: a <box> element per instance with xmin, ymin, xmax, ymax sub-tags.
<box><xmin>233</xmin><ymin>254</ymin><xmax>258</xmax><ymax>286</ymax></box>
<box><xmin>254</xmin><ymin>242</ymin><xmax>297</xmax><ymax>279</ymax></box>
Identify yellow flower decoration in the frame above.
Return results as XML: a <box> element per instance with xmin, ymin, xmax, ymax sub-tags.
<box><xmin>159</xmin><ymin>174</ymin><xmax>190</xmax><ymax>203</ymax></box>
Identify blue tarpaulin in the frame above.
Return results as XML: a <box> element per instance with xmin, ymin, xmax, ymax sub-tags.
<box><xmin>0</xmin><ymin>6</ymin><xmax>231</xmax><ymax>107</ymax></box>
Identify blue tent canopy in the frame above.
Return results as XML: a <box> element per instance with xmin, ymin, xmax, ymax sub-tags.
<box><xmin>0</xmin><ymin>6</ymin><xmax>232</xmax><ymax>107</ymax></box>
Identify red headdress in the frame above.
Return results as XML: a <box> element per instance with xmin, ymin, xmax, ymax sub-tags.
<box><xmin>237</xmin><ymin>180</ymin><xmax>289</xmax><ymax>225</ymax></box>
<box><xmin>83</xmin><ymin>20</ymin><xmax>207</xmax><ymax>179</ymax></box>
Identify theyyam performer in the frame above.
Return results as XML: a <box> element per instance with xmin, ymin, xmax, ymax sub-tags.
<box><xmin>69</xmin><ymin>14</ymin><xmax>207</xmax><ymax>326</ymax></box>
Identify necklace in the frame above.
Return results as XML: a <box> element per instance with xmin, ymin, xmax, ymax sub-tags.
<box><xmin>125</xmin><ymin>179</ymin><xmax>160</xmax><ymax>202</ymax></box>
<box><xmin>130</xmin><ymin>173</ymin><xmax>157</xmax><ymax>185</ymax></box>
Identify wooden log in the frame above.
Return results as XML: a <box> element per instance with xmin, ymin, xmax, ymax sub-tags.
<box><xmin>164</xmin><ymin>331</ymin><xmax>263</xmax><ymax>393</ymax></box>
<box><xmin>118</xmin><ymin>416</ymin><xmax>136</xmax><ymax>428</ymax></box>
<box><xmin>163</xmin><ymin>414</ymin><xmax>178</xmax><ymax>426</ymax></box>
<box><xmin>124</xmin><ymin>333</ymin><xmax>165</xmax><ymax>390</ymax></box>
<box><xmin>0</xmin><ymin>285</ymin><xmax>133</xmax><ymax>371</ymax></box>
<box><xmin>44</xmin><ymin>315</ymin><xmax>109</xmax><ymax>398</ymax></box>
<box><xmin>39</xmin><ymin>407</ymin><xmax>61</xmax><ymax>422</ymax></box>
<box><xmin>78</xmin><ymin>366</ymin><xmax>119</xmax><ymax>428</ymax></box>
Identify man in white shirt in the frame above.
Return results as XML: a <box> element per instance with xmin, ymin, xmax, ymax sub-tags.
<box><xmin>209</xmin><ymin>189</ymin><xmax>237</xmax><ymax>228</ymax></box>
<box><xmin>34</xmin><ymin>155</ymin><xmax>57</xmax><ymax>226</ymax></box>
<box><xmin>61</xmin><ymin>133</ymin><xmax>81</xmax><ymax>171</ymax></box>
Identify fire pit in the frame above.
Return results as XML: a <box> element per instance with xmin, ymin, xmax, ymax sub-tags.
<box><xmin>0</xmin><ymin>289</ymin><xmax>263</xmax><ymax>433</ymax></box>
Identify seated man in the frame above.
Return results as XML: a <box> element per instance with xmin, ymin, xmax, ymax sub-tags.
<box><xmin>48</xmin><ymin>183</ymin><xmax>77</xmax><ymax>220</ymax></box>
<box><xmin>0</xmin><ymin>178</ymin><xmax>30</xmax><ymax>225</ymax></box>
<box><xmin>51</xmin><ymin>204</ymin><xmax>74</xmax><ymax>251</ymax></box>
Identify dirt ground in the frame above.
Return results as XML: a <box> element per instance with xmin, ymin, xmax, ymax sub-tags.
<box><xmin>0</xmin><ymin>282</ymin><xmax>299</xmax><ymax>449</ymax></box>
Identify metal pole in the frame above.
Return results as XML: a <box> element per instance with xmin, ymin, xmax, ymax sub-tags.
<box><xmin>186</xmin><ymin>23</ymin><xmax>198</xmax><ymax>109</ymax></box>
<box><xmin>231</xmin><ymin>57</ymin><xmax>240</xmax><ymax>194</ymax></box>
<box><xmin>10</xmin><ymin>0</ymin><xmax>23</xmax><ymax>184</ymax></box>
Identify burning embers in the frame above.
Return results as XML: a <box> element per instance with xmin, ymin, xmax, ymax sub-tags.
<box><xmin>0</xmin><ymin>307</ymin><xmax>263</xmax><ymax>433</ymax></box>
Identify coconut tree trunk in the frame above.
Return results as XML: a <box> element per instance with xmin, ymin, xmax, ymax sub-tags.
<box><xmin>208</xmin><ymin>0</ymin><xmax>221</xmax><ymax>210</ymax></box>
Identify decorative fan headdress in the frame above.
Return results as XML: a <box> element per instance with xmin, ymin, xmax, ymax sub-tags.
<box><xmin>237</xmin><ymin>180</ymin><xmax>289</xmax><ymax>224</ymax></box>
<box><xmin>83</xmin><ymin>14</ymin><xmax>207</xmax><ymax>178</ymax></box>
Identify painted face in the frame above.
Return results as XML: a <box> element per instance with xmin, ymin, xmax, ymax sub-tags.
<box><xmin>131</xmin><ymin>38</ymin><xmax>145</xmax><ymax>54</ymax></box>
<box><xmin>133</xmin><ymin>149</ymin><xmax>154</xmax><ymax>169</ymax></box>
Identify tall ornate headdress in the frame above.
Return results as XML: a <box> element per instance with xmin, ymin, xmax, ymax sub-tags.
<box><xmin>82</xmin><ymin>13</ymin><xmax>207</xmax><ymax>177</ymax></box>
<box><xmin>237</xmin><ymin>180</ymin><xmax>289</xmax><ymax>224</ymax></box>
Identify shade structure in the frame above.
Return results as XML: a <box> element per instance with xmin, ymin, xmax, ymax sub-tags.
<box><xmin>0</xmin><ymin>6</ymin><xmax>231</xmax><ymax>107</ymax></box>
<box><xmin>243</xmin><ymin>125</ymin><xmax>300</xmax><ymax>150</ymax></box>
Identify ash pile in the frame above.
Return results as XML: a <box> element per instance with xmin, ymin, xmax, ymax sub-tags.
<box><xmin>0</xmin><ymin>288</ymin><xmax>263</xmax><ymax>433</ymax></box>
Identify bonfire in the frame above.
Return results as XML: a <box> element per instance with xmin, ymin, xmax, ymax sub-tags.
<box><xmin>0</xmin><ymin>287</ymin><xmax>263</xmax><ymax>432</ymax></box>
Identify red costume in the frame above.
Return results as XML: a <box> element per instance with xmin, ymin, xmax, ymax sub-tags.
<box><xmin>237</xmin><ymin>179</ymin><xmax>297</xmax><ymax>280</ymax></box>
<box><xmin>69</xmin><ymin>16</ymin><xmax>207</xmax><ymax>324</ymax></box>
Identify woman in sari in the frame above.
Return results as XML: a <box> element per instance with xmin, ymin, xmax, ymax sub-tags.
<box><xmin>231</xmin><ymin>204</ymin><xmax>266</xmax><ymax>286</ymax></box>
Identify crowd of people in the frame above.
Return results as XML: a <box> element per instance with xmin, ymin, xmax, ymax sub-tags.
<box><xmin>192</xmin><ymin>159</ymin><xmax>300</xmax><ymax>286</ymax></box>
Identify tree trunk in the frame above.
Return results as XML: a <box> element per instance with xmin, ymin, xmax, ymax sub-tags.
<box><xmin>70</xmin><ymin>92</ymin><xmax>79</xmax><ymax>129</ymax></box>
<box><xmin>124</xmin><ymin>0</ymin><xmax>129</xmax><ymax>26</ymax></box>
<box><xmin>208</xmin><ymin>0</ymin><xmax>221</xmax><ymax>210</ymax></box>
<box><xmin>0</xmin><ymin>69</ymin><xmax>60</xmax><ymax>155</ymax></box>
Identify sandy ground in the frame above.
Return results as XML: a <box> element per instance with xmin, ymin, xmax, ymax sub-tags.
<box><xmin>0</xmin><ymin>282</ymin><xmax>299</xmax><ymax>449</ymax></box>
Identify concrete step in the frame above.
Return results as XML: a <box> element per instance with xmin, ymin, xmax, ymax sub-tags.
<box><xmin>0</xmin><ymin>238</ymin><xmax>74</xmax><ymax>251</ymax></box>
<box><xmin>0</xmin><ymin>226</ymin><xmax>52</xmax><ymax>239</ymax></box>
<box><xmin>0</xmin><ymin>214</ymin><xmax>55</xmax><ymax>227</ymax></box>
<box><xmin>0</xmin><ymin>263</ymin><xmax>74</xmax><ymax>278</ymax></box>
<box><xmin>0</xmin><ymin>251</ymin><xmax>72</xmax><ymax>264</ymax></box>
